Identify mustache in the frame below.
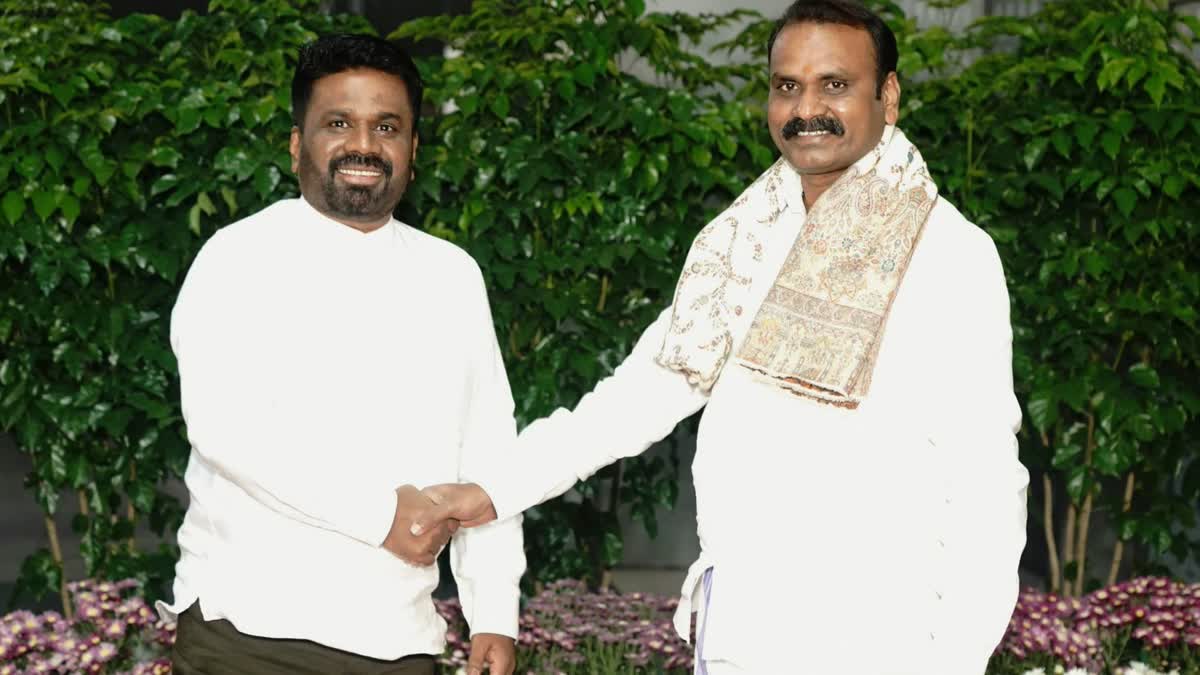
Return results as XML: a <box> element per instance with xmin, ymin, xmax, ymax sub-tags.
<box><xmin>329</xmin><ymin>153</ymin><xmax>393</xmax><ymax>178</ymax></box>
<box><xmin>781</xmin><ymin>116</ymin><xmax>845</xmax><ymax>139</ymax></box>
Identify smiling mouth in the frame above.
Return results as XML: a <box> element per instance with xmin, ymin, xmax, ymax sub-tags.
<box><xmin>793</xmin><ymin>130</ymin><xmax>833</xmax><ymax>138</ymax></box>
<box><xmin>337</xmin><ymin>168</ymin><xmax>383</xmax><ymax>177</ymax></box>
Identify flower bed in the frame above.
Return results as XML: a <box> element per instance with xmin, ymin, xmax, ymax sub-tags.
<box><xmin>2</xmin><ymin>577</ymin><xmax>1198</xmax><ymax>674</ymax></box>
<box><xmin>991</xmin><ymin>577</ymin><xmax>1200</xmax><ymax>675</ymax></box>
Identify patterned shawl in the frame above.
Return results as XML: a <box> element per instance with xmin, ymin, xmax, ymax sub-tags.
<box><xmin>656</xmin><ymin>126</ymin><xmax>938</xmax><ymax>408</ymax></box>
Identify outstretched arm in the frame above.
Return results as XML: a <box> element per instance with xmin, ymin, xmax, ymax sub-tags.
<box><xmin>413</xmin><ymin>306</ymin><xmax>709</xmax><ymax>533</ymax></box>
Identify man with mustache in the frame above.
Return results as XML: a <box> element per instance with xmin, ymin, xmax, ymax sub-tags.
<box><xmin>413</xmin><ymin>1</ymin><xmax>1029</xmax><ymax>673</ymax></box>
<box><xmin>158</xmin><ymin>34</ymin><xmax>523</xmax><ymax>675</ymax></box>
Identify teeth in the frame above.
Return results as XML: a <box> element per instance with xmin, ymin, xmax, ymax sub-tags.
<box><xmin>338</xmin><ymin>169</ymin><xmax>381</xmax><ymax>176</ymax></box>
<box><xmin>797</xmin><ymin>131</ymin><xmax>829</xmax><ymax>136</ymax></box>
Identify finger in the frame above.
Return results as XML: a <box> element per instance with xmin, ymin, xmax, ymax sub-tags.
<box><xmin>466</xmin><ymin>644</ymin><xmax>490</xmax><ymax>675</ymax></box>
<box><xmin>491</xmin><ymin>645</ymin><xmax>515</xmax><ymax>675</ymax></box>
<box><xmin>420</xmin><ymin>483</ymin><xmax>452</xmax><ymax>504</ymax></box>
<box><xmin>410</xmin><ymin>502</ymin><xmax>454</xmax><ymax>536</ymax></box>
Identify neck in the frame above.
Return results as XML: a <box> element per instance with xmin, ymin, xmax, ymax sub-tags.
<box><xmin>799</xmin><ymin>169</ymin><xmax>845</xmax><ymax>210</ymax></box>
<box><xmin>336</xmin><ymin>216</ymin><xmax>390</xmax><ymax>234</ymax></box>
<box><xmin>301</xmin><ymin>195</ymin><xmax>391</xmax><ymax>233</ymax></box>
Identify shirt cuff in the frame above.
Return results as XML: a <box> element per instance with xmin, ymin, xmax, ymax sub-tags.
<box><xmin>475</xmin><ymin>477</ymin><xmax>529</xmax><ymax>524</ymax></box>
<box><xmin>334</xmin><ymin>488</ymin><xmax>397</xmax><ymax>547</ymax></box>
<box><xmin>464</xmin><ymin>581</ymin><xmax>521</xmax><ymax>639</ymax></box>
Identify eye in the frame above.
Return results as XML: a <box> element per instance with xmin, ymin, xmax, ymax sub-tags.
<box><xmin>329</xmin><ymin>119</ymin><xmax>348</xmax><ymax>128</ymax></box>
<box><xmin>376</xmin><ymin>123</ymin><xmax>396</xmax><ymax>133</ymax></box>
<box><xmin>777</xmin><ymin>81</ymin><xmax>797</xmax><ymax>93</ymax></box>
<box><xmin>826</xmin><ymin>80</ymin><xmax>848</xmax><ymax>92</ymax></box>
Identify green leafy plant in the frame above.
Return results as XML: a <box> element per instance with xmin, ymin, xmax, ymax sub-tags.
<box><xmin>900</xmin><ymin>0</ymin><xmax>1200</xmax><ymax>595</ymax></box>
<box><xmin>0</xmin><ymin>0</ymin><xmax>369</xmax><ymax>609</ymax></box>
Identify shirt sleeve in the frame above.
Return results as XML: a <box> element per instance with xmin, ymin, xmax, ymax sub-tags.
<box><xmin>476</xmin><ymin>306</ymin><xmax>711</xmax><ymax>521</ymax></box>
<box><xmin>170</xmin><ymin>232</ymin><xmax>396</xmax><ymax>547</ymax></box>
<box><xmin>449</xmin><ymin>263</ymin><xmax>526</xmax><ymax>639</ymax></box>
<box><xmin>930</xmin><ymin>231</ymin><xmax>1029</xmax><ymax>673</ymax></box>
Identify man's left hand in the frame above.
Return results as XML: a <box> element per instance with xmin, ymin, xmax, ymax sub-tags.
<box><xmin>466</xmin><ymin>633</ymin><xmax>515</xmax><ymax>675</ymax></box>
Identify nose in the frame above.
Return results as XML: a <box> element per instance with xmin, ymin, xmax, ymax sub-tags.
<box><xmin>344</xmin><ymin>123</ymin><xmax>380</xmax><ymax>156</ymax></box>
<box><xmin>792</xmin><ymin>86</ymin><xmax>827</xmax><ymax>121</ymax></box>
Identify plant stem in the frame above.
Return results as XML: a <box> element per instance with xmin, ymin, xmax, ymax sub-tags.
<box><xmin>1073</xmin><ymin>413</ymin><xmax>1097</xmax><ymax>596</ymax></box>
<box><xmin>43</xmin><ymin>515</ymin><xmax>73</xmax><ymax>621</ymax></box>
<box><xmin>1106</xmin><ymin>472</ymin><xmax>1136</xmax><ymax>586</ymax></box>
<box><xmin>596</xmin><ymin>274</ymin><xmax>610</xmax><ymax>312</ymax></box>
<box><xmin>77</xmin><ymin>489</ymin><xmax>89</xmax><ymax>517</ymax></box>
<box><xmin>1043</xmin><ymin>474</ymin><xmax>1061</xmax><ymax>593</ymax></box>
<box><xmin>1064</xmin><ymin>503</ymin><xmax>1077</xmax><ymax>596</ymax></box>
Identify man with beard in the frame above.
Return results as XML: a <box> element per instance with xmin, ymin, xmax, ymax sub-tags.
<box><xmin>411</xmin><ymin>1</ymin><xmax>1029</xmax><ymax>673</ymax></box>
<box><xmin>158</xmin><ymin>34</ymin><xmax>523</xmax><ymax>675</ymax></box>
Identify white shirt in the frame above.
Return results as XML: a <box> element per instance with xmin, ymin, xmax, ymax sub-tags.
<box><xmin>157</xmin><ymin>198</ymin><xmax>525</xmax><ymax>661</ymax></box>
<box><xmin>480</xmin><ymin>196</ymin><xmax>1028</xmax><ymax>674</ymax></box>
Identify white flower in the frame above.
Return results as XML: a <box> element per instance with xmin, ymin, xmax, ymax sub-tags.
<box><xmin>1065</xmin><ymin>669</ymin><xmax>1094</xmax><ymax>675</ymax></box>
<box><xmin>1119</xmin><ymin>663</ymin><xmax>1179</xmax><ymax>675</ymax></box>
<box><xmin>1021</xmin><ymin>669</ymin><xmax>1047</xmax><ymax>675</ymax></box>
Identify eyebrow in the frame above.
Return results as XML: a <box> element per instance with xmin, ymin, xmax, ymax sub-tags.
<box><xmin>320</xmin><ymin>109</ymin><xmax>407</xmax><ymax>122</ymax></box>
<box><xmin>771</xmin><ymin>70</ymin><xmax>855</xmax><ymax>82</ymax></box>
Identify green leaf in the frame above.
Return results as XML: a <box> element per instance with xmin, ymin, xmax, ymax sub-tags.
<box><xmin>215</xmin><ymin>147</ymin><xmax>256</xmax><ymax>181</ymax></box>
<box><xmin>1027</xmin><ymin>393</ymin><xmax>1058</xmax><ymax>434</ymax></box>
<box><xmin>2</xmin><ymin>191</ymin><xmax>25</xmax><ymax>225</ymax></box>
<box><xmin>1128</xmin><ymin>363</ymin><xmax>1160</xmax><ymax>388</ymax></box>
<box><xmin>221</xmin><ymin>186</ymin><xmax>239</xmax><ymax>213</ymax></box>
<box><xmin>1074</xmin><ymin>119</ymin><xmax>1099</xmax><ymax>148</ymax></box>
<box><xmin>31</xmin><ymin>190</ymin><xmax>58</xmax><ymax>222</ymax></box>
<box><xmin>690</xmin><ymin>146</ymin><xmax>712</xmax><ymax>168</ymax></box>
<box><xmin>1163</xmin><ymin>175</ymin><xmax>1184</xmax><ymax>199</ymax></box>
<box><xmin>1023</xmin><ymin>136</ymin><xmax>1049</xmax><ymax>171</ymax></box>
<box><xmin>1100</xmin><ymin>131</ymin><xmax>1121</xmax><ymax>160</ymax></box>
<box><xmin>1112</xmin><ymin>186</ymin><xmax>1136</xmax><ymax>217</ymax></box>
<box><xmin>253</xmin><ymin>165</ymin><xmax>281</xmax><ymax>198</ymax></box>
<box><xmin>60</xmin><ymin>194</ymin><xmax>81</xmax><ymax>227</ymax></box>
<box><xmin>489</xmin><ymin>93</ymin><xmax>511</xmax><ymax>118</ymax></box>
<box><xmin>149</xmin><ymin>146</ymin><xmax>183</xmax><ymax>169</ymax></box>
<box><xmin>1144</xmin><ymin>72</ymin><xmax>1166</xmax><ymax>106</ymax></box>
<box><xmin>1050</xmin><ymin>129</ymin><xmax>1071</xmax><ymax>159</ymax></box>
<box><xmin>151</xmin><ymin>174</ymin><xmax>180</xmax><ymax>197</ymax></box>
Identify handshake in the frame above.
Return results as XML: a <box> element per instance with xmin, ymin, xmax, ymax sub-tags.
<box><xmin>381</xmin><ymin>483</ymin><xmax>498</xmax><ymax>566</ymax></box>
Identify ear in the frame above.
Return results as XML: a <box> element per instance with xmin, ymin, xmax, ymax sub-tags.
<box><xmin>289</xmin><ymin>126</ymin><xmax>302</xmax><ymax>174</ymax></box>
<box><xmin>882</xmin><ymin>72</ymin><xmax>901</xmax><ymax>126</ymax></box>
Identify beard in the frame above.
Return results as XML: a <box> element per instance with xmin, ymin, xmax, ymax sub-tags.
<box><xmin>300</xmin><ymin>148</ymin><xmax>402</xmax><ymax>221</ymax></box>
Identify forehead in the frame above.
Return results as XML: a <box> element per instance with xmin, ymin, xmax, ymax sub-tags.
<box><xmin>308</xmin><ymin>68</ymin><xmax>411</xmax><ymax>115</ymax></box>
<box><xmin>769</xmin><ymin>22</ymin><xmax>876</xmax><ymax>77</ymax></box>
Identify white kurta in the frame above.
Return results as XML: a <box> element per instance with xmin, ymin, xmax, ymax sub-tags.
<box><xmin>157</xmin><ymin>197</ymin><xmax>525</xmax><ymax>660</ymax></box>
<box><xmin>480</xmin><ymin>193</ymin><xmax>1028</xmax><ymax>674</ymax></box>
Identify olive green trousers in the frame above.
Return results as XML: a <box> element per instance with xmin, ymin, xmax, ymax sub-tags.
<box><xmin>171</xmin><ymin>603</ymin><xmax>438</xmax><ymax>675</ymax></box>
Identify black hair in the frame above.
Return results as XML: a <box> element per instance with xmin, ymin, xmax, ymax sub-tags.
<box><xmin>291</xmin><ymin>33</ymin><xmax>424</xmax><ymax>133</ymax></box>
<box><xmin>767</xmin><ymin>0</ymin><xmax>899</xmax><ymax>98</ymax></box>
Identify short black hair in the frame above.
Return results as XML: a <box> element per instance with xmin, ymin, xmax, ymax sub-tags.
<box><xmin>767</xmin><ymin>0</ymin><xmax>899</xmax><ymax>98</ymax></box>
<box><xmin>291</xmin><ymin>33</ymin><xmax>424</xmax><ymax>133</ymax></box>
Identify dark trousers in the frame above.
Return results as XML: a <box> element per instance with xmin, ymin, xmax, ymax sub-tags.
<box><xmin>171</xmin><ymin>604</ymin><xmax>438</xmax><ymax>675</ymax></box>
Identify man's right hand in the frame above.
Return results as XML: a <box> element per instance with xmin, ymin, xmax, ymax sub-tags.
<box><xmin>381</xmin><ymin>485</ymin><xmax>457</xmax><ymax>566</ymax></box>
<box><xmin>410</xmin><ymin>483</ymin><xmax>498</xmax><ymax>537</ymax></box>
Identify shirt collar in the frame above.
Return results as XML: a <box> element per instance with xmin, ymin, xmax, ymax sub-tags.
<box><xmin>297</xmin><ymin>195</ymin><xmax>403</xmax><ymax>246</ymax></box>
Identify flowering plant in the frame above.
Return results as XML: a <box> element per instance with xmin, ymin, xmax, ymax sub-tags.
<box><xmin>991</xmin><ymin>577</ymin><xmax>1200</xmax><ymax>675</ymax></box>
<box><xmin>5</xmin><ymin>576</ymin><xmax>1199</xmax><ymax>674</ymax></box>
<box><xmin>0</xmin><ymin>580</ymin><xmax>172</xmax><ymax>675</ymax></box>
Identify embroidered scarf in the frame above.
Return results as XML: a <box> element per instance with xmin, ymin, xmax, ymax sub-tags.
<box><xmin>656</xmin><ymin>126</ymin><xmax>937</xmax><ymax>408</ymax></box>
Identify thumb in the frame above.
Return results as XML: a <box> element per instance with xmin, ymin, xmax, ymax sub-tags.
<box><xmin>410</xmin><ymin>502</ymin><xmax>453</xmax><ymax>537</ymax></box>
